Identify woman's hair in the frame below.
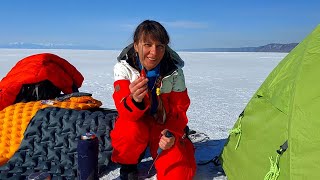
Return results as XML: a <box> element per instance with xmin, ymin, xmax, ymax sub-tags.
<box><xmin>133</xmin><ymin>20</ymin><xmax>170</xmax><ymax>45</ymax></box>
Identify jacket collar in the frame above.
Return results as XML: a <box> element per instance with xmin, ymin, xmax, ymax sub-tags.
<box><xmin>117</xmin><ymin>43</ymin><xmax>185</xmax><ymax>69</ymax></box>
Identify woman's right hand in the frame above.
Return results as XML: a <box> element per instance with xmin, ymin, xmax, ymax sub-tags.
<box><xmin>129</xmin><ymin>77</ymin><xmax>149</xmax><ymax>102</ymax></box>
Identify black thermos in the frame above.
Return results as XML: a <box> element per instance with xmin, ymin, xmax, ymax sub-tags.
<box><xmin>77</xmin><ymin>132</ymin><xmax>99</xmax><ymax>180</ymax></box>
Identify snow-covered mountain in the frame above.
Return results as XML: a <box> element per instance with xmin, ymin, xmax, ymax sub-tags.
<box><xmin>180</xmin><ymin>43</ymin><xmax>298</xmax><ymax>53</ymax></box>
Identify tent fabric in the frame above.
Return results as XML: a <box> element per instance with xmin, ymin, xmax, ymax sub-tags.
<box><xmin>0</xmin><ymin>53</ymin><xmax>84</xmax><ymax>111</ymax></box>
<box><xmin>221</xmin><ymin>24</ymin><xmax>320</xmax><ymax>180</ymax></box>
<box><xmin>0</xmin><ymin>106</ymin><xmax>117</xmax><ymax>179</ymax></box>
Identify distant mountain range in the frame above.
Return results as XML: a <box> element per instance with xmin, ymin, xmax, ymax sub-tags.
<box><xmin>180</xmin><ymin>43</ymin><xmax>299</xmax><ymax>53</ymax></box>
<box><xmin>0</xmin><ymin>42</ymin><xmax>298</xmax><ymax>52</ymax></box>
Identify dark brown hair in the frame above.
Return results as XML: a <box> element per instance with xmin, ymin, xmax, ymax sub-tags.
<box><xmin>133</xmin><ymin>20</ymin><xmax>170</xmax><ymax>45</ymax></box>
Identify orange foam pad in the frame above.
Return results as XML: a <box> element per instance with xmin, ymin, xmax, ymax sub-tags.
<box><xmin>0</xmin><ymin>96</ymin><xmax>102</xmax><ymax>165</ymax></box>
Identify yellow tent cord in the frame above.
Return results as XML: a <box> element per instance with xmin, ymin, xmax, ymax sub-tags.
<box><xmin>264</xmin><ymin>154</ymin><xmax>281</xmax><ymax>180</ymax></box>
<box><xmin>229</xmin><ymin>116</ymin><xmax>242</xmax><ymax>150</ymax></box>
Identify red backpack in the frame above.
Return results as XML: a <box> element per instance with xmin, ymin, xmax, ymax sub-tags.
<box><xmin>0</xmin><ymin>53</ymin><xmax>84</xmax><ymax>110</ymax></box>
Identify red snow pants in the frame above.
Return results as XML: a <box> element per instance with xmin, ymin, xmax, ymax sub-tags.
<box><xmin>110</xmin><ymin>115</ymin><xmax>196</xmax><ymax>180</ymax></box>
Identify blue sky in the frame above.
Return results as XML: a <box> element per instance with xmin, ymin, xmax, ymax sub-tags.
<box><xmin>0</xmin><ymin>0</ymin><xmax>319</xmax><ymax>49</ymax></box>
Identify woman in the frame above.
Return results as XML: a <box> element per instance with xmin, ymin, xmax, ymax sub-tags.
<box><xmin>111</xmin><ymin>20</ymin><xmax>196</xmax><ymax>180</ymax></box>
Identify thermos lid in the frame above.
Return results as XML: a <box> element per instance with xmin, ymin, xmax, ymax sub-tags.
<box><xmin>81</xmin><ymin>132</ymin><xmax>96</xmax><ymax>140</ymax></box>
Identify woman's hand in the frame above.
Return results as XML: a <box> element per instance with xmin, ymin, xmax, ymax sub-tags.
<box><xmin>159</xmin><ymin>129</ymin><xmax>175</xmax><ymax>151</ymax></box>
<box><xmin>129</xmin><ymin>77</ymin><xmax>149</xmax><ymax>102</ymax></box>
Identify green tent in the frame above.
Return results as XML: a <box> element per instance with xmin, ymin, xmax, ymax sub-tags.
<box><xmin>221</xmin><ymin>24</ymin><xmax>320</xmax><ymax>180</ymax></box>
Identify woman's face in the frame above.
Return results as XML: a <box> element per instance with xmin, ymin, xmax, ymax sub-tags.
<box><xmin>134</xmin><ymin>36</ymin><xmax>166</xmax><ymax>71</ymax></box>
